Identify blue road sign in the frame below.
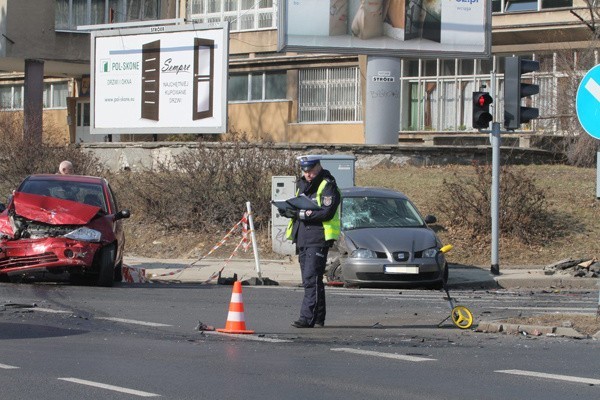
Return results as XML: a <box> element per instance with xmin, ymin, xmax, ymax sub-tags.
<box><xmin>576</xmin><ymin>64</ymin><xmax>600</xmax><ymax>139</ymax></box>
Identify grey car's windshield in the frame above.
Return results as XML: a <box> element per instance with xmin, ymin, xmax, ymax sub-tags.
<box><xmin>341</xmin><ymin>196</ymin><xmax>425</xmax><ymax>230</ymax></box>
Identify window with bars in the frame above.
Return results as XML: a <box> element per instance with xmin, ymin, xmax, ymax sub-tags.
<box><xmin>228</xmin><ymin>71</ymin><xmax>287</xmax><ymax>101</ymax></box>
<box><xmin>298</xmin><ymin>67</ymin><xmax>362</xmax><ymax>123</ymax></box>
<box><xmin>55</xmin><ymin>0</ymin><xmax>161</xmax><ymax>31</ymax></box>
<box><xmin>188</xmin><ymin>0</ymin><xmax>276</xmax><ymax>32</ymax></box>
<box><xmin>0</xmin><ymin>82</ymin><xmax>68</xmax><ymax>110</ymax></box>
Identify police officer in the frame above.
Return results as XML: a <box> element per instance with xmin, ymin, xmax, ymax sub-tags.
<box><xmin>278</xmin><ymin>156</ymin><xmax>341</xmax><ymax>328</ymax></box>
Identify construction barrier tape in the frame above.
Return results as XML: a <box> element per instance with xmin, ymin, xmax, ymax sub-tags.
<box><xmin>144</xmin><ymin>212</ymin><xmax>252</xmax><ymax>282</ymax></box>
<box><xmin>122</xmin><ymin>265</ymin><xmax>147</xmax><ymax>283</ymax></box>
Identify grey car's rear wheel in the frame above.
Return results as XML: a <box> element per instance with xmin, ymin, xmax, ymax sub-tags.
<box><xmin>96</xmin><ymin>244</ymin><xmax>116</xmax><ymax>287</ymax></box>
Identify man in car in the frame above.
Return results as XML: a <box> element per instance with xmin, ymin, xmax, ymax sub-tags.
<box><xmin>278</xmin><ymin>156</ymin><xmax>341</xmax><ymax>328</ymax></box>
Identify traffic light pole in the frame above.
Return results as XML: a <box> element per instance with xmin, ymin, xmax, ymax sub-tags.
<box><xmin>490</xmin><ymin>121</ymin><xmax>501</xmax><ymax>276</ymax></box>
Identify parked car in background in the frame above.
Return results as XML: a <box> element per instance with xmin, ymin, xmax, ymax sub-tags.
<box><xmin>0</xmin><ymin>174</ymin><xmax>130</xmax><ymax>286</ymax></box>
<box><xmin>328</xmin><ymin>187</ymin><xmax>447</xmax><ymax>289</ymax></box>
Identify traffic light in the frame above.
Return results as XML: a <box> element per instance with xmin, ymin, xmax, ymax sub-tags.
<box><xmin>504</xmin><ymin>56</ymin><xmax>539</xmax><ymax>130</ymax></box>
<box><xmin>472</xmin><ymin>91</ymin><xmax>493</xmax><ymax>129</ymax></box>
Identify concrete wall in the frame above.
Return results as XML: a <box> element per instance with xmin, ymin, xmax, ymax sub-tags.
<box><xmin>4</xmin><ymin>0</ymin><xmax>88</xmax><ymax>62</ymax></box>
<box><xmin>1</xmin><ymin>109</ymin><xmax>69</xmax><ymax>144</ymax></box>
<box><xmin>81</xmin><ymin>142</ymin><xmax>562</xmax><ymax>173</ymax></box>
<box><xmin>0</xmin><ymin>0</ymin><xmax>7</xmax><ymax>57</ymax></box>
<box><xmin>228</xmin><ymin>101</ymin><xmax>365</xmax><ymax>143</ymax></box>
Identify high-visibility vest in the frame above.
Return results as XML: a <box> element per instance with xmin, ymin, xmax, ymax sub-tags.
<box><xmin>286</xmin><ymin>180</ymin><xmax>341</xmax><ymax>242</ymax></box>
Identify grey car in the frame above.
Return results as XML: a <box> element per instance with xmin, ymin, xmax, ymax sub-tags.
<box><xmin>328</xmin><ymin>186</ymin><xmax>447</xmax><ymax>289</ymax></box>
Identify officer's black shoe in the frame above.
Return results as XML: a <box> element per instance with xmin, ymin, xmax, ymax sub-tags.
<box><xmin>291</xmin><ymin>319</ymin><xmax>313</xmax><ymax>328</ymax></box>
<box><xmin>314</xmin><ymin>322</ymin><xmax>325</xmax><ymax>328</ymax></box>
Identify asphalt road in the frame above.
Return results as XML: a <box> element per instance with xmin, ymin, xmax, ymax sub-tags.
<box><xmin>0</xmin><ymin>282</ymin><xmax>598</xmax><ymax>399</ymax></box>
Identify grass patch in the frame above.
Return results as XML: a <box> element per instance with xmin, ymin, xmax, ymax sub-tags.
<box><xmin>356</xmin><ymin>165</ymin><xmax>600</xmax><ymax>267</ymax></box>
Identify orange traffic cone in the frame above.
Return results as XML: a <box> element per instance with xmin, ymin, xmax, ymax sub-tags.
<box><xmin>216</xmin><ymin>281</ymin><xmax>255</xmax><ymax>334</ymax></box>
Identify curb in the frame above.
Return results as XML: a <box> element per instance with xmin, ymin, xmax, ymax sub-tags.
<box><xmin>475</xmin><ymin>320</ymin><xmax>598</xmax><ymax>339</ymax></box>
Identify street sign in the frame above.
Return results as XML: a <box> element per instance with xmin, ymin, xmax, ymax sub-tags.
<box><xmin>576</xmin><ymin>64</ymin><xmax>600</xmax><ymax>139</ymax></box>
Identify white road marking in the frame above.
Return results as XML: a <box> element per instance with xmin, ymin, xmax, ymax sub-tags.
<box><xmin>34</xmin><ymin>307</ymin><xmax>72</xmax><ymax>314</ymax></box>
<box><xmin>97</xmin><ymin>317</ymin><xmax>172</xmax><ymax>327</ymax></box>
<box><xmin>331</xmin><ymin>348</ymin><xmax>436</xmax><ymax>362</ymax></box>
<box><xmin>496</xmin><ymin>369</ymin><xmax>600</xmax><ymax>385</ymax></box>
<box><xmin>205</xmin><ymin>331</ymin><xmax>292</xmax><ymax>343</ymax></box>
<box><xmin>58</xmin><ymin>378</ymin><xmax>160</xmax><ymax>397</ymax></box>
<box><xmin>0</xmin><ymin>363</ymin><xmax>19</xmax><ymax>369</ymax></box>
<box><xmin>584</xmin><ymin>77</ymin><xmax>600</xmax><ymax>103</ymax></box>
<box><xmin>33</xmin><ymin>310</ymin><xmax>173</xmax><ymax>327</ymax></box>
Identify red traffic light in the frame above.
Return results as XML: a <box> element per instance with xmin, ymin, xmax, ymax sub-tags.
<box><xmin>472</xmin><ymin>91</ymin><xmax>493</xmax><ymax>129</ymax></box>
<box><xmin>476</xmin><ymin>93</ymin><xmax>493</xmax><ymax>107</ymax></box>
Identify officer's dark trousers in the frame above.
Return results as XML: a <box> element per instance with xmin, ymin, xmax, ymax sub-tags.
<box><xmin>298</xmin><ymin>246</ymin><xmax>328</xmax><ymax>325</ymax></box>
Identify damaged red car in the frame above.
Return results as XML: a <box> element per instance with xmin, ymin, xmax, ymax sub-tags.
<box><xmin>0</xmin><ymin>174</ymin><xmax>130</xmax><ymax>286</ymax></box>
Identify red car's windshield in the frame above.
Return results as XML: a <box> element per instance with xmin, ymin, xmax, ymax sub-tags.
<box><xmin>19</xmin><ymin>179</ymin><xmax>107</xmax><ymax>213</ymax></box>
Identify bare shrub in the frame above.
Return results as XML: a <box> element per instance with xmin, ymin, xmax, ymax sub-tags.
<box><xmin>0</xmin><ymin>113</ymin><xmax>103</xmax><ymax>199</ymax></box>
<box><xmin>111</xmin><ymin>143</ymin><xmax>297</xmax><ymax>234</ymax></box>
<box><xmin>437</xmin><ymin>163</ymin><xmax>555</xmax><ymax>245</ymax></box>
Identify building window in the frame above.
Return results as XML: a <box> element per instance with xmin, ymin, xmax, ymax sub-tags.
<box><xmin>0</xmin><ymin>82</ymin><xmax>68</xmax><ymax>110</ymax></box>
<box><xmin>55</xmin><ymin>0</ymin><xmax>161</xmax><ymax>31</ymax></box>
<box><xmin>228</xmin><ymin>71</ymin><xmax>286</xmax><ymax>101</ymax></box>
<box><xmin>0</xmin><ymin>85</ymin><xmax>23</xmax><ymax>109</ymax></box>
<box><xmin>44</xmin><ymin>82</ymin><xmax>69</xmax><ymax>108</ymax></box>
<box><xmin>188</xmin><ymin>0</ymin><xmax>276</xmax><ymax>32</ymax></box>
<box><xmin>298</xmin><ymin>67</ymin><xmax>362</xmax><ymax>123</ymax></box>
<box><xmin>492</xmin><ymin>0</ymin><xmax>572</xmax><ymax>13</ymax></box>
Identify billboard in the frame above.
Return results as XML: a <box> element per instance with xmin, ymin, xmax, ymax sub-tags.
<box><xmin>91</xmin><ymin>23</ymin><xmax>229</xmax><ymax>135</ymax></box>
<box><xmin>278</xmin><ymin>0</ymin><xmax>490</xmax><ymax>58</ymax></box>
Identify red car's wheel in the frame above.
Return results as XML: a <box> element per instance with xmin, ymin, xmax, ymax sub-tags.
<box><xmin>96</xmin><ymin>244</ymin><xmax>116</xmax><ymax>287</ymax></box>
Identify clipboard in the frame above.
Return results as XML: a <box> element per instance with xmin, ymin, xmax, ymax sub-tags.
<box><xmin>272</xmin><ymin>194</ymin><xmax>321</xmax><ymax>211</ymax></box>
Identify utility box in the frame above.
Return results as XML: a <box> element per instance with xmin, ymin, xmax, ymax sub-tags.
<box><xmin>309</xmin><ymin>154</ymin><xmax>356</xmax><ymax>189</ymax></box>
<box><xmin>271</xmin><ymin>176</ymin><xmax>296</xmax><ymax>256</ymax></box>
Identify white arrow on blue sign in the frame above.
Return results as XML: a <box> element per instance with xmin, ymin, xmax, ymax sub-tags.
<box><xmin>576</xmin><ymin>64</ymin><xmax>600</xmax><ymax>139</ymax></box>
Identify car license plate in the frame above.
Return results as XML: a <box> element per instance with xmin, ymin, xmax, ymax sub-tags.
<box><xmin>384</xmin><ymin>265</ymin><xmax>419</xmax><ymax>274</ymax></box>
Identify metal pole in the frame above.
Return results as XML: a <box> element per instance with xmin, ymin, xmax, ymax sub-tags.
<box><xmin>246</xmin><ymin>201</ymin><xmax>262</xmax><ymax>279</ymax></box>
<box><xmin>490</xmin><ymin>121</ymin><xmax>501</xmax><ymax>275</ymax></box>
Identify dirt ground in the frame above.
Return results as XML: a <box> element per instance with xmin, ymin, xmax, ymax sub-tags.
<box><xmin>501</xmin><ymin>314</ymin><xmax>600</xmax><ymax>336</ymax></box>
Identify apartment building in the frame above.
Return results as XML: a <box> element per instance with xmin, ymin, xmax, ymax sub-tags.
<box><xmin>0</xmin><ymin>0</ymin><xmax>596</xmax><ymax>144</ymax></box>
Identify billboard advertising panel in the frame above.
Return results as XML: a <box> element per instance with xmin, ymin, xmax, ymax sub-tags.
<box><xmin>279</xmin><ymin>0</ymin><xmax>490</xmax><ymax>58</ymax></box>
<box><xmin>91</xmin><ymin>24</ymin><xmax>228</xmax><ymax>135</ymax></box>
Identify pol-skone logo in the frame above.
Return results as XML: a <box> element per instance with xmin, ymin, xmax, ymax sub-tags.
<box><xmin>101</xmin><ymin>59</ymin><xmax>110</xmax><ymax>73</ymax></box>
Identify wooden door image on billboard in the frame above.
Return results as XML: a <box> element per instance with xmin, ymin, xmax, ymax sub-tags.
<box><xmin>193</xmin><ymin>38</ymin><xmax>214</xmax><ymax>120</ymax></box>
<box><xmin>141</xmin><ymin>40</ymin><xmax>160</xmax><ymax>121</ymax></box>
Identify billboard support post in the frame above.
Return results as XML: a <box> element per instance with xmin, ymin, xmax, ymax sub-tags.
<box><xmin>365</xmin><ymin>56</ymin><xmax>401</xmax><ymax>145</ymax></box>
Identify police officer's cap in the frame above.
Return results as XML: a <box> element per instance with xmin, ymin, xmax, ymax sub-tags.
<box><xmin>298</xmin><ymin>155</ymin><xmax>321</xmax><ymax>172</ymax></box>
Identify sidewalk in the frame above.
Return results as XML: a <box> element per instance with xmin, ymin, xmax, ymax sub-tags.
<box><xmin>123</xmin><ymin>257</ymin><xmax>600</xmax><ymax>290</ymax></box>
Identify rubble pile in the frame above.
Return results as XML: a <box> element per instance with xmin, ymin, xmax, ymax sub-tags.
<box><xmin>543</xmin><ymin>258</ymin><xmax>600</xmax><ymax>278</ymax></box>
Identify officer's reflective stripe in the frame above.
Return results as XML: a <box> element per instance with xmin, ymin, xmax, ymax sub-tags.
<box><xmin>316</xmin><ymin>180</ymin><xmax>340</xmax><ymax>241</ymax></box>
<box><xmin>285</xmin><ymin>188</ymin><xmax>300</xmax><ymax>240</ymax></box>
<box><xmin>225</xmin><ymin>311</ymin><xmax>245</xmax><ymax>322</ymax></box>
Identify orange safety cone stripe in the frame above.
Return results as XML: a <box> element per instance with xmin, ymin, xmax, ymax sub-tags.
<box><xmin>229</xmin><ymin>302</ymin><xmax>245</xmax><ymax>313</ymax></box>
